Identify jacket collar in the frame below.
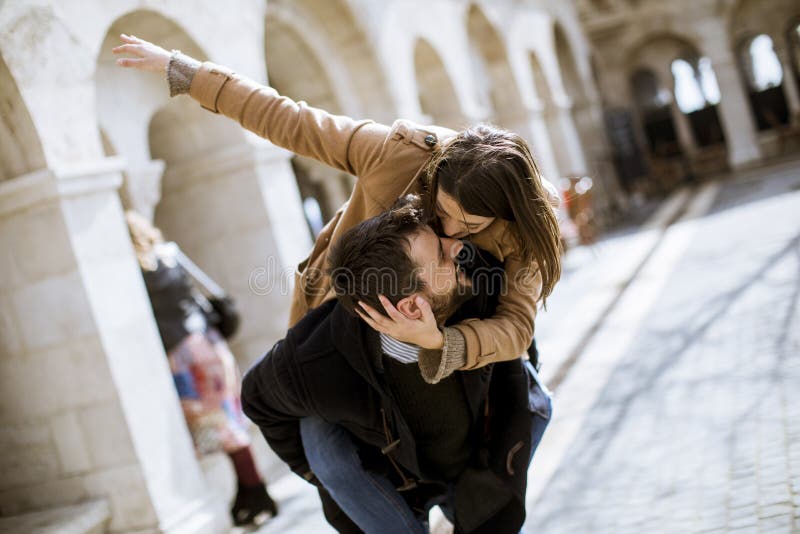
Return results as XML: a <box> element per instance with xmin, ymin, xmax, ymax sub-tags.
<box><xmin>329</xmin><ymin>302</ymin><xmax>387</xmax><ymax>391</ymax></box>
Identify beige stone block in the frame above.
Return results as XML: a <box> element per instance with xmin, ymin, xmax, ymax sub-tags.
<box><xmin>50</xmin><ymin>411</ymin><xmax>92</xmax><ymax>475</ymax></box>
<box><xmin>0</xmin><ymin>429</ymin><xmax>59</xmax><ymax>490</ymax></box>
<box><xmin>0</xmin><ymin>350</ymin><xmax>62</xmax><ymax>420</ymax></box>
<box><xmin>59</xmin><ymin>191</ymin><xmax>131</xmax><ymax>264</ymax></box>
<box><xmin>213</xmin><ymin>174</ymin><xmax>271</xmax><ymax>233</ymax></box>
<box><xmin>0</xmin><ymin>418</ymin><xmax>50</xmax><ymax>447</ymax></box>
<box><xmin>78</xmin><ymin>256</ymin><xmax>154</xmax><ymax>333</ymax></box>
<box><xmin>0</xmin><ymin>293</ymin><xmax>23</xmax><ymax>357</ymax></box>
<box><xmin>159</xmin><ymin>186</ymin><xmax>225</xmax><ymax>244</ymax></box>
<box><xmin>3</xmin><ymin>203</ymin><xmax>76</xmax><ymax>288</ymax></box>
<box><xmin>65</xmin><ymin>336</ymin><xmax>118</xmax><ymax>406</ymax></box>
<box><xmin>0</xmin><ymin>354</ymin><xmax>48</xmax><ymax>423</ymax></box>
<box><xmin>0</xmin><ymin>220</ymin><xmax>23</xmax><ymax>293</ymax></box>
<box><xmin>11</xmin><ymin>270</ymin><xmax>96</xmax><ymax>352</ymax></box>
<box><xmin>0</xmin><ymin>476</ymin><xmax>88</xmax><ymax>516</ymax></box>
<box><xmin>83</xmin><ymin>464</ymin><xmax>158</xmax><ymax>532</ymax></box>
<box><xmin>6</xmin><ymin>337</ymin><xmax>115</xmax><ymax>421</ymax></box>
<box><xmin>79</xmin><ymin>401</ymin><xmax>136</xmax><ymax>469</ymax></box>
<box><xmin>221</xmin><ymin>228</ymin><xmax>282</xmax><ymax>291</ymax></box>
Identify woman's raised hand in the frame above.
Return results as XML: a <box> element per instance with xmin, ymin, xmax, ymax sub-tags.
<box><xmin>356</xmin><ymin>295</ymin><xmax>445</xmax><ymax>350</ymax></box>
<box><xmin>112</xmin><ymin>34</ymin><xmax>170</xmax><ymax>73</ymax></box>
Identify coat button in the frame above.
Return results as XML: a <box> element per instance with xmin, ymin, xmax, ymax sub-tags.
<box><xmin>424</xmin><ymin>134</ymin><xmax>437</xmax><ymax>147</ymax></box>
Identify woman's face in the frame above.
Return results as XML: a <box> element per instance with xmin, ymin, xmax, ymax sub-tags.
<box><xmin>435</xmin><ymin>188</ymin><xmax>495</xmax><ymax>238</ymax></box>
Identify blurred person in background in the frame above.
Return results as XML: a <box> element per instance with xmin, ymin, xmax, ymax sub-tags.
<box><xmin>125</xmin><ymin>210</ymin><xmax>278</xmax><ymax>527</ymax></box>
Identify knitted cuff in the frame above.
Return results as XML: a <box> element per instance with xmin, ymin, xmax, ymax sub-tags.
<box><xmin>167</xmin><ymin>50</ymin><xmax>201</xmax><ymax>97</ymax></box>
<box><xmin>418</xmin><ymin>327</ymin><xmax>466</xmax><ymax>384</ymax></box>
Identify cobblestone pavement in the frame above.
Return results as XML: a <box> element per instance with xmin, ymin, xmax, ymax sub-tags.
<box><xmin>525</xmin><ymin>161</ymin><xmax>800</xmax><ymax>533</ymax></box>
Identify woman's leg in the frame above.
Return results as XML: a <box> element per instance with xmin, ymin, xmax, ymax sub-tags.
<box><xmin>228</xmin><ymin>446</ymin><xmax>278</xmax><ymax>526</ymax></box>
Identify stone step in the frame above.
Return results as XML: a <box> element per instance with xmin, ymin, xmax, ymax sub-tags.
<box><xmin>0</xmin><ymin>499</ymin><xmax>109</xmax><ymax>534</ymax></box>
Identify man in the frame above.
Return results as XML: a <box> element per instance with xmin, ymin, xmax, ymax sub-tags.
<box><xmin>241</xmin><ymin>196</ymin><xmax>551</xmax><ymax>533</ymax></box>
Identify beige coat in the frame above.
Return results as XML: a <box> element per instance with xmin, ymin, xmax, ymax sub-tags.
<box><xmin>189</xmin><ymin>61</ymin><xmax>549</xmax><ymax>370</ymax></box>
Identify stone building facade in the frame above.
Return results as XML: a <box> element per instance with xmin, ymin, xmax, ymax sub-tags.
<box><xmin>0</xmin><ymin>0</ymin><xmax>609</xmax><ymax>531</ymax></box>
<box><xmin>578</xmin><ymin>0</ymin><xmax>800</xmax><ymax>195</ymax></box>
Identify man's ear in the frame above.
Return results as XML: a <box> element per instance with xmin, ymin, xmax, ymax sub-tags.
<box><xmin>395</xmin><ymin>295</ymin><xmax>423</xmax><ymax>320</ymax></box>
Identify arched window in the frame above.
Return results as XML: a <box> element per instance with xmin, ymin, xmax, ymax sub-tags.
<box><xmin>738</xmin><ymin>33</ymin><xmax>790</xmax><ymax>130</ymax></box>
<box><xmin>697</xmin><ymin>58</ymin><xmax>721</xmax><ymax>105</ymax></box>
<box><xmin>786</xmin><ymin>22</ymin><xmax>800</xmax><ymax>83</ymax></box>
<box><xmin>671</xmin><ymin>59</ymin><xmax>705</xmax><ymax>113</ymax></box>
<box><xmin>745</xmin><ymin>35</ymin><xmax>783</xmax><ymax>91</ymax></box>
<box><xmin>671</xmin><ymin>58</ymin><xmax>720</xmax><ymax>113</ymax></box>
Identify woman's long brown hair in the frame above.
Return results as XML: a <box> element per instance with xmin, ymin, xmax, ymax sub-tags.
<box><xmin>424</xmin><ymin>124</ymin><xmax>562</xmax><ymax>304</ymax></box>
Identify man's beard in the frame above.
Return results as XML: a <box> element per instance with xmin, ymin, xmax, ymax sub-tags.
<box><xmin>429</xmin><ymin>276</ymin><xmax>473</xmax><ymax>325</ymax></box>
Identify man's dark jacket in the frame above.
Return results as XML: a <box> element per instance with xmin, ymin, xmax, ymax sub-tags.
<box><xmin>241</xmin><ymin>254</ymin><xmax>548</xmax><ymax>533</ymax></box>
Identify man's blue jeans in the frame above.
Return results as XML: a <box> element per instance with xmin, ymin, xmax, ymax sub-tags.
<box><xmin>299</xmin><ymin>363</ymin><xmax>552</xmax><ymax>533</ymax></box>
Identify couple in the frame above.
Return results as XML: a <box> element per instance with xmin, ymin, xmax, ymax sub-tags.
<box><xmin>115</xmin><ymin>34</ymin><xmax>561</xmax><ymax>533</ymax></box>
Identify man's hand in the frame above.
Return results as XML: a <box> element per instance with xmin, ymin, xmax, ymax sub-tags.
<box><xmin>112</xmin><ymin>34</ymin><xmax>170</xmax><ymax>73</ymax></box>
<box><xmin>356</xmin><ymin>295</ymin><xmax>444</xmax><ymax>350</ymax></box>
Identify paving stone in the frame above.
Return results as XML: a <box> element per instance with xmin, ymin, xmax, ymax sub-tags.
<box><xmin>757</xmin><ymin>514</ymin><xmax>793</xmax><ymax>533</ymax></box>
<box><xmin>524</xmin><ymin>167</ymin><xmax>800</xmax><ymax>533</ymax></box>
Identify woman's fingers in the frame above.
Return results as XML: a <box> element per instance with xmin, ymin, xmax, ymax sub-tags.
<box><xmin>113</xmin><ymin>34</ymin><xmax>170</xmax><ymax>73</ymax></box>
<box><xmin>116</xmin><ymin>57</ymin><xmax>146</xmax><ymax>68</ymax></box>
<box><xmin>112</xmin><ymin>44</ymin><xmax>144</xmax><ymax>57</ymax></box>
<box><xmin>357</xmin><ymin>301</ymin><xmax>389</xmax><ymax>328</ymax></box>
<box><xmin>377</xmin><ymin>295</ymin><xmax>405</xmax><ymax>322</ymax></box>
<box><xmin>415</xmin><ymin>296</ymin><xmax>435</xmax><ymax>323</ymax></box>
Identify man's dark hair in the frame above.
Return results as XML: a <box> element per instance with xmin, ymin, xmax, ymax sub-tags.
<box><xmin>327</xmin><ymin>195</ymin><xmax>427</xmax><ymax>315</ymax></box>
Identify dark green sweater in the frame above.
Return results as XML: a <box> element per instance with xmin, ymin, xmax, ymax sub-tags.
<box><xmin>382</xmin><ymin>355</ymin><xmax>472</xmax><ymax>481</ymax></box>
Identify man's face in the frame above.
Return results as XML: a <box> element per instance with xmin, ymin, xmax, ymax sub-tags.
<box><xmin>406</xmin><ymin>226</ymin><xmax>472</xmax><ymax>322</ymax></box>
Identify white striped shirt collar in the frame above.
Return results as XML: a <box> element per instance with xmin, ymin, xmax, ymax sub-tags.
<box><xmin>379</xmin><ymin>332</ymin><xmax>420</xmax><ymax>364</ymax></box>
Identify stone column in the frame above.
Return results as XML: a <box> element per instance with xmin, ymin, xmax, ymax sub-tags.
<box><xmin>510</xmin><ymin>105</ymin><xmax>563</xmax><ymax>185</ymax></box>
<box><xmin>656</xmin><ymin>65</ymin><xmax>698</xmax><ymax>158</ymax></box>
<box><xmin>552</xmin><ymin>94</ymin><xmax>589</xmax><ymax>175</ymax></box>
<box><xmin>697</xmin><ymin>20</ymin><xmax>762</xmax><ymax>168</ymax></box>
<box><xmin>120</xmin><ymin>159</ymin><xmax>165</xmax><ymax>221</ymax></box>
<box><xmin>669</xmin><ymin>98</ymin><xmax>699</xmax><ymax>158</ymax></box>
<box><xmin>772</xmin><ymin>38</ymin><xmax>800</xmax><ymax>125</ymax></box>
<box><xmin>0</xmin><ymin>159</ymin><xmax>225</xmax><ymax>532</ymax></box>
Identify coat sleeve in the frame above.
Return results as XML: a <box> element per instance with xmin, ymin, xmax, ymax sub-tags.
<box><xmin>188</xmin><ymin>62</ymin><xmax>391</xmax><ymax>178</ymax></box>
<box><xmin>240</xmin><ymin>341</ymin><xmax>317</xmax><ymax>483</ymax></box>
<box><xmin>452</xmin><ymin>251</ymin><xmax>541</xmax><ymax>370</ymax></box>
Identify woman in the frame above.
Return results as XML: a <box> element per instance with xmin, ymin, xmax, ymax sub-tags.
<box><xmin>125</xmin><ymin>210</ymin><xmax>278</xmax><ymax>527</ymax></box>
<box><xmin>114</xmin><ymin>35</ymin><xmax>562</xmax><ymax>384</ymax></box>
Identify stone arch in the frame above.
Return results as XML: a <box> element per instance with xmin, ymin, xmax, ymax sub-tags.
<box><xmin>727</xmin><ymin>0</ymin><xmax>800</xmax><ymax>44</ymax></box>
<box><xmin>414</xmin><ymin>38</ymin><xmax>467</xmax><ymax>128</ymax></box>
<box><xmin>553</xmin><ymin>22</ymin><xmax>589</xmax><ymax>108</ymax></box>
<box><xmin>264</xmin><ymin>7</ymin><xmax>355</xmax><ymax>235</ymax></box>
<box><xmin>628</xmin><ymin>34</ymin><xmax>729</xmax><ymax>180</ymax></box>
<box><xmin>268</xmin><ymin>0</ymin><xmax>395</xmax><ymax>121</ymax></box>
<box><xmin>96</xmin><ymin>9</ymin><xmax>210</xmax><ymax>219</ymax></box>
<box><xmin>729</xmin><ymin>0</ymin><xmax>800</xmax><ymax>137</ymax></box>
<box><xmin>465</xmin><ymin>3</ymin><xmax>526</xmax><ymax>127</ymax></box>
<box><xmin>0</xmin><ymin>53</ymin><xmax>46</xmax><ymax>182</ymax></box>
<box><xmin>528</xmin><ymin>50</ymin><xmax>581</xmax><ymax>175</ymax></box>
<box><xmin>735</xmin><ymin>34</ymin><xmax>790</xmax><ymax>130</ymax></box>
<box><xmin>788</xmin><ymin>17</ymin><xmax>800</xmax><ymax>94</ymax></box>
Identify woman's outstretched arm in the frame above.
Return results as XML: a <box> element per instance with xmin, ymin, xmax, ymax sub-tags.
<box><xmin>113</xmin><ymin>34</ymin><xmax>390</xmax><ymax>178</ymax></box>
